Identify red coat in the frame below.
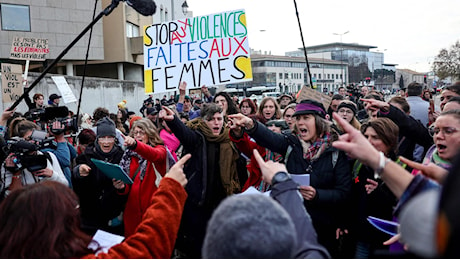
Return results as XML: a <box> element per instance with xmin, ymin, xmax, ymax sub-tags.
<box><xmin>230</xmin><ymin>132</ymin><xmax>267</xmax><ymax>191</ymax></box>
<box><xmin>83</xmin><ymin>177</ymin><xmax>187</xmax><ymax>259</ymax></box>
<box><xmin>121</xmin><ymin>141</ymin><xmax>167</xmax><ymax>237</ymax></box>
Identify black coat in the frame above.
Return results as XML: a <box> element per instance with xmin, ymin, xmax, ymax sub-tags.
<box><xmin>71</xmin><ymin>144</ymin><xmax>126</xmax><ymax>235</ymax></box>
<box><xmin>166</xmin><ymin>116</ymin><xmax>246</xmax><ymax>258</ymax></box>
<box><xmin>246</xmin><ymin>120</ymin><xmax>352</xmax><ymax>251</ymax></box>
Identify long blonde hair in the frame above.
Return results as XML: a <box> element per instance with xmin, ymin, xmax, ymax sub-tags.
<box><xmin>129</xmin><ymin>118</ymin><xmax>163</xmax><ymax>146</ymax></box>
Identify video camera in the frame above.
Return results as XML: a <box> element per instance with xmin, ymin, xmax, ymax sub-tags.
<box><xmin>1</xmin><ymin>130</ymin><xmax>57</xmax><ymax>173</ymax></box>
<box><xmin>25</xmin><ymin>107</ymin><xmax>78</xmax><ymax>135</ymax></box>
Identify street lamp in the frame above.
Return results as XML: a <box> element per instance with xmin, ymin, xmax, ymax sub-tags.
<box><xmin>181</xmin><ymin>1</ymin><xmax>188</xmax><ymax>15</ymax></box>
<box><xmin>376</xmin><ymin>49</ymin><xmax>387</xmax><ymax>90</ymax></box>
<box><xmin>333</xmin><ymin>31</ymin><xmax>349</xmax><ymax>88</ymax></box>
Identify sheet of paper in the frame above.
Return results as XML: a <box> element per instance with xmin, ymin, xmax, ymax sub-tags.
<box><xmin>238</xmin><ymin>186</ymin><xmax>271</xmax><ymax>196</ymax></box>
<box><xmin>291</xmin><ymin>174</ymin><xmax>310</xmax><ymax>186</ymax></box>
<box><xmin>89</xmin><ymin>229</ymin><xmax>125</xmax><ymax>254</ymax></box>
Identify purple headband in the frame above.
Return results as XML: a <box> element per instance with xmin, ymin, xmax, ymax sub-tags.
<box><xmin>294</xmin><ymin>103</ymin><xmax>326</xmax><ymax>117</ymax></box>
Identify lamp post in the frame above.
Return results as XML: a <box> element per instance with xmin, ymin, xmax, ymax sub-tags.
<box><xmin>181</xmin><ymin>1</ymin><xmax>188</xmax><ymax>15</ymax></box>
<box><xmin>333</xmin><ymin>31</ymin><xmax>349</xmax><ymax>88</ymax></box>
<box><xmin>376</xmin><ymin>49</ymin><xmax>387</xmax><ymax>91</ymax></box>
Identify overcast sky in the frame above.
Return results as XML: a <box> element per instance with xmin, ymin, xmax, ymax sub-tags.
<box><xmin>186</xmin><ymin>0</ymin><xmax>460</xmax><ymax>72</ymax></box>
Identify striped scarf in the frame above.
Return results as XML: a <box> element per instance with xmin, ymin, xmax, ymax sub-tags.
<box><xmin>298</xmin><ymin>133</ymin><xmax>332</xmax><ymax>161</ymax></box>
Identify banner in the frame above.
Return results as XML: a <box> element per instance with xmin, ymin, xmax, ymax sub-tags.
<box><xmin>1</xmin><ymin>63</ymin><xmax>23</xmax><ymax>103</ymax></box>
<box><xmin>10</xmin><ymin>37</ymin><xmax>49</xmax><ymax>61</ymax></box>
<box><xmin>143</xmin><ymin>9</ymin><xmax>253</xmax><ymax>93</ymax></box>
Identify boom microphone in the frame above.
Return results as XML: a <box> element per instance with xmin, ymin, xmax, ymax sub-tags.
<box><xmin>125</xmin><ymin>0</ymin><xmax>156</xmax><ymax>16</ymax></box>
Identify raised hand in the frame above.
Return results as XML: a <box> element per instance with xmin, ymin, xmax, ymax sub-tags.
<box><xmin>121</xmin><ymin>133</ymin><xmax>137</xmax><ymax>147</ymax></box>
<box><xmin>227</xmin><ymin>113</ymin><xmax>253</xmax><ymax>129</ymax></box>
<box><xmin>399</xmin><ymin>156</ymin><xmax>448</xmax><ymax>184</ymax></box>
<box><xmin>159</xmin><ymin>106</ymin><xmax>175</xmax><ymax>121</ymax></box>
<box><xmin>79</xmin><ymin>164</ymin><xmax>91</xmax><ymax>177</ymax></box>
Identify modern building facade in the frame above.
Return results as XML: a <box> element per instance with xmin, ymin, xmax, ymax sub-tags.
<box><xmin>287</xmin><ymin>42</ymin><xmax>396</xmax><ymax>91</ymax></box>
<box><xmin>229</xmin><ymin>52</ymin><xmax>347</xmax><ymax>94</ymax></box>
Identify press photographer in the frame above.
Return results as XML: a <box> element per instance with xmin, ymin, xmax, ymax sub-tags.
<box><xmin>22</xmin><ymin>107</ymin><xmax>78</xmax><ymax>187</ymax></box>
<box><xmin>0</xmin><ymin>118</ymin><xmax>68</xmax><ymax>200</ymax></box>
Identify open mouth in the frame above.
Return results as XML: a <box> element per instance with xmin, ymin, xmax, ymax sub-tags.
<box><xmin>437</xmin><ymin>144</ymin><xmax>447</xmax><ymax>153</ymax></box>
<box><xmin>299</xmin><ymin>128</ymin><xmax>308</xmax><ymax>134</ymax></box>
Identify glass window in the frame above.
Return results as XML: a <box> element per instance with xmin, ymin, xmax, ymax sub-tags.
<box><xmin>1</xmin><ymin>4</ymin><xmax>30</xmax><ymax>31</ymax></box>
<box><xmin>279</xmin><ymin>73</ymin><xmax>283</xmax><ymax>79</ymax></box>
<box><xmin>318</xmin><ymin>74</ymin><xmax>321</xmax><ymax>79</ymax></box>
<box><xmin>126</xmin><ymin>22</ymin><xmax>139</xmax><ymax>37</ymax></box>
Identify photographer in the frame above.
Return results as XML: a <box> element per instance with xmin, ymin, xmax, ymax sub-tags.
<box><xmin>0</xmin><ymin>118</ymin><xmax>68</xmax><ymax>199</ymax></box>
<box><xmin>42</xmin><ymin>120</ymin><xmax>77</xmax><ymax>188</ymax></box>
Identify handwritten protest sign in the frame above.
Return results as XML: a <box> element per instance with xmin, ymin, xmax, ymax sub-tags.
<box><xmin>10</xmin><ymin>37</ymin><xmax>49</xmax><ymax>61</ymax></box>
<box><xmin>143</xmin><ymin>9</ymin><xmax>253</xmax><ymax>93</ymax></box>
<box><xmin>296</xmin><ymin>85</ymin><xmax>332</xmax><ymax>110</ymax></box>
<box><xmin>1</xmin><ymin>63</ymin><xmax>23</xmax><ymax>103</ymax></box>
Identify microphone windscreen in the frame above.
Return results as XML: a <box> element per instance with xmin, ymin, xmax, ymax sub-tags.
<box><xmin>126</xmin><ymin>0</ymin><xmax>156</xmax><ymax>16</ymax></box>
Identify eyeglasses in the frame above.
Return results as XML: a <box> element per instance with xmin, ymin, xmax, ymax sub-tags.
<box><xmin>338</xmin><ymin>109</ymin><xmax>353</xmax><ymax>115</ymax></box>
<box><xmin>133</xmin><ymin>130</ymin><xmax>146</xmax><ymax>136</ymax></box>
<box><xmin>98</xmin><ymin>136</ymin><xmax>115</xmax><ymax>143</ymax></box>
<box><xmin>430</xmin><ymin>126</ymin><xmax>459</xmax><ymax>137</ymax></box>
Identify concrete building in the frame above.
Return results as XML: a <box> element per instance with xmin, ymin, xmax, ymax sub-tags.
<box><xmin>230</xmin><ymin>52</ymin><xmax>347</xmax><ymax>94</ymax></box>
<box><xmin>287</xmin><ymin>42</ymin><xmax>396</xmax><ymax>91</ymax></box>
<box><xmin>0</xmin><ymin>0</ymin><xmax>189</xmax><ymax>112</ymax></box>
<box><xmin>394</xmin><ymin>68</ymin><xmax>429</xmax><ymax>89</ymax></box>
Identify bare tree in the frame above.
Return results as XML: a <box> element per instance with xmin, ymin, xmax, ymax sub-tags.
<box><xmin>432</xmin><ymin>41</ymin><xmax>460</xmax><ymax>80</ymax></box>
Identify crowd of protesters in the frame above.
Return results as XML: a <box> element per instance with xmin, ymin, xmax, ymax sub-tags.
<box><xmin>0</xmin><ymin>81</ymin><xmax>459</xmax><ymax>259</ymax></box>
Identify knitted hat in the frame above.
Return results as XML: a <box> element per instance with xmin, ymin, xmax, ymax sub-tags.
<box><xmin>292</xmin><ymin>99</ymin><xmax>326</xmax><ymax>118</ymax></box>
<box><xmin>337</xmin><ymin>101</ymin><xmax>357</xmax><ymax>115</ymax></box>
<box><xmin>96</xmin><ymin>117</ymin><xmax>116</xmax><ymax>138</ymax></box>
<box><xmin>118</xmin><ymin>100</ymin><xmax>127</xmax><ymax>109</ymax></box>
<box><xmin>202</xmin><ymin>194</ymin><xmax>296</xmax><ymax>258</ymax></box>
<box><xmin>129</xmin><ymin>116</ymin><xmax>142</xmax><ymax>129</ymax></box>
<box><xmin>399</xmin><ymin>190</ymin><xmax>439</xmax><ymax>258</ymax></box>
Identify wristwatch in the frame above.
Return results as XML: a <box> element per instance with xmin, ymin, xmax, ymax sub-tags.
<box><xmin>271</xmin><ymin>171</ymin><xmax>291</xmax><ymax>186</ymax></box>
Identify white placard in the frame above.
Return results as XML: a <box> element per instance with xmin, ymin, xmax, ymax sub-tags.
<box><xmin>51</xmin><ymin>76</ymin><xmax>77</xmax><ymax>104</ymax></box>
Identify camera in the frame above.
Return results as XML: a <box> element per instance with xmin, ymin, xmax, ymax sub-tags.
<box><xmin>25</xmin><ymin>107</ymin><xmax>78</xmax><ymax>135</ymax></box>
<box><xmin>2</xmin><ymin>131</ymin><xmax>56</xmax><ymax>173</ymax></box>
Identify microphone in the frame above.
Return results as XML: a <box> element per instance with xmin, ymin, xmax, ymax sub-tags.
<box><xmin>125</xmin><ymin>0</ymin><xmax>157</xmax><ymax>16</ymax></box>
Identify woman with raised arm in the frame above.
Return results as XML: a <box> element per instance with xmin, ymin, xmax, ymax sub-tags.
<box><xmin>228</xmin><ymin>99</ymin><xmax>352</xmax><ymax>256</ymax></box>
<box><xmin>117</xmin><ymin>118</ymin><xmax>167</xmax><ymax>237</ymax></box>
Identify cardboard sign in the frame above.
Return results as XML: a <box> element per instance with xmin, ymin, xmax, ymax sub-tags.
<box><xmin>143</xmin><ymin>9</ymin><xmax>253</xmax><ymax>93</ymax></box>
<box><xmin>296</xmin><ymin>85</ymin><xmax>332</xmax><ymax>110</ymax></box>
<box><xmin>10</xmin><ymin>37</ymin><xmax>49</xmax><ymax>61</ymax></box>
<box><xmin>1</xmin><ymin>63</ymin><xmax>23</xmax><ymax>103</ymax></box>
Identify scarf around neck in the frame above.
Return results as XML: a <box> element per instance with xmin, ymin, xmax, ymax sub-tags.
<box><xmin>187</xmin><ymin>118</ymin><xmax>241</xmax><ymax>195</ymax></box>
<box><xmin>298</xmin><ymin>133</ymin><xmax>332</xmax><ymax>161</ymax></box>
<box><xmin>120</xmin><ymin>149</ymin><xmax>147</xmax><ymax>181</ymax></box>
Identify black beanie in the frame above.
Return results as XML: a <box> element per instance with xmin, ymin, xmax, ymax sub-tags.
<box><xmin>337</xmin><ymin>102</ymin><xmax>357</xmax><ymax>116</ymax></box>
<box><xmin>96</xmin><ymin>117</ymin><xmax>116</xmax><ymax>138</ymax></box>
